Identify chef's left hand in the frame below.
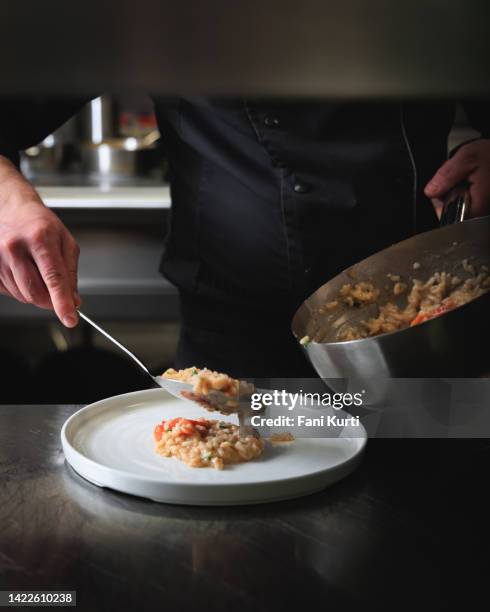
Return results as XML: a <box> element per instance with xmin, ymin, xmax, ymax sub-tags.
<box><xmin>424</xmin><ymin>138</ymin><xmax>490</xmax><ymax>218</ymax></box>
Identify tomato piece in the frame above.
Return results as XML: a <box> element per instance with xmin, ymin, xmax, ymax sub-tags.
<box><xmin>410</xmin><ymin>312</ymin><xmax>427</xmax><ymax>326</ymax></box>
<box><xmin>410</xmin><ymin>300</ymin><xmax>456</xmax><ymax>327</ymax></box>
<box><xmin>168</xmin><ymin>417</ymin><xmax>196</xmax><ymax>435</ymax></box>
<box><xmin>167</xmin><ymin>417</ymin><xmax>182</xmax><ymax>430</ymax></box>
<box><xmin>188</xmin><ymin>418</ymin><xmax>210</xmax><ymax>427</ymax></box>
<box><xmin>162</xmin><ymin>417</ymin><xmax>211</xmax><ymax>436</ymax></box>
<box><xmin>154</xmin><ymin>424</ymin><xmax>164</xmax><ymax>441</ymax></box>
<box><xmin>179</xmin><ymin>425</ymin><xmax>195</xmax><ymax>435</ymax></box>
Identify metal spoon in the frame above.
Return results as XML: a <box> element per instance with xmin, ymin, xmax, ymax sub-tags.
<box><xmin>77</xmin><ymin>310</ymin><xmax>254</xmax><ymax>435</ymax></box>
<box><xmin>77</xmin><ymin>310</ymin><xmax>164</xmax><ymax>389</ymax></box>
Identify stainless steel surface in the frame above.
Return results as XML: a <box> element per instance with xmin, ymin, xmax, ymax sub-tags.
<box><xmin>35</xmin><ymin>185</ymin><xmax>171</xmax><ymax>210</ymax></box>
<box><xmin>78</xmin><ymin>310</ymin><xmax>160</xmax><ymax>387</ymax></box>
<box><xmin>5</xmin><ymin>403</ymin><xmax>482</xmax><ymax>609</ymax></box>
<box><xmin>2</xmin><ymin>1</ymin><xmax>489</xmax><ymax>96</ymax></box>
<box><xmin>439</xmin><ymin>182</ymin><xmax>470</xmax><ymax>226</ymax></box>
<box><xmin>292</xmin><ymin>217</ymin><xmax>490</xmax><ymax>379</ymax></box>
<box><xmin>20</xmin><ymin>118</ymin><xmax>78</xmax><ymax>177</ymax></box>
<box><xmin>80</xmin><ymin>139</ymin><xmax>163</xmax><ymax>179</ymax></box>
<box><xmin>20</xmin><ymin>141</ymin><xmax>66</xmax><ymax>175</ymax></box>
<box><xmin>79</xmin><ymin>96</ymin><xmax>116</xmax><ymax>144</ymax></box>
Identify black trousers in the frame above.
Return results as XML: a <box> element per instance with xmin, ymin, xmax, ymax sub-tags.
<box><xmin>175</xmin><ymin>291</ymin><xmax>316</xmax><ymax>379</ymax></box>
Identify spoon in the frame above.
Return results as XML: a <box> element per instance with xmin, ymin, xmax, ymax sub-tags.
<box><xmin>77</xmin><ymin>310</ymin><xmax>255</xmax><ymax>435</ymax></box>
<box><xmin>77</xmin><ymin>310</ymin><xmax>164</xmax><ymax>389</ymax></box>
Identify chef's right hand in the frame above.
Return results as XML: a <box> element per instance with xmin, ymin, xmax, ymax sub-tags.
<box><xmin>0</xmin><ymin>156</ymin><xmax>81</xmax><ymax>327</ymax></box>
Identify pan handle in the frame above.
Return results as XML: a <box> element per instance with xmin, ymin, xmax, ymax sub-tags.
<box><xmin>439</xmin><ymin>180</ymin><xmax>470</xmax><ymax>226</ymax></box>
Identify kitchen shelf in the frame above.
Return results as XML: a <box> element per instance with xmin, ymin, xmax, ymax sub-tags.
<box><xmin>37</xmin><ymin>185</ymin><xmax>171</xmax><ymax>210</ymax></box>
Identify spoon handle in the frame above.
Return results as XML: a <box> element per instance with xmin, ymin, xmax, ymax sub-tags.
<box><xmin>77</xmin><ymin>310</ymin><xmax>153</xmax><ymax>379</ymax></box>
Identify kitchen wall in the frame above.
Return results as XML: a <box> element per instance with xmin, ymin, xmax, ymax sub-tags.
<box><xmin>0</xmin><ymin>97</ymin><xmax>180</xmax><ymax>404</ymax></box>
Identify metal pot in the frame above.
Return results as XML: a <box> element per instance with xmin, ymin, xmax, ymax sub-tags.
<box><xmin>291</xmin><ymin>216</ymin><xmax>490</xmax><ymax>379</ymax></box>
<box><xmin>80</xmin><ymin>133</ymin><xmax>163</xmax><ymax>179</ymax></box>
<box><xmin>20</xmin><ymin>136</ymin><xmax>66</xmax><ymax>176</ymax></box>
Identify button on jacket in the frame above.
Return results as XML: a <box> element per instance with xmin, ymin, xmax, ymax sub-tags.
<box><xmin>1</xmin><ymin>97</ymin><xmax>489</xmax><ymax>320</ymax></box>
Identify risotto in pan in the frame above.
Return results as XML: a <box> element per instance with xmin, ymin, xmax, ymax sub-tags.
<box><xmin>309</xmin><ymin>261</ymin><xmax>490</xmax><ymax>343</ymax></box>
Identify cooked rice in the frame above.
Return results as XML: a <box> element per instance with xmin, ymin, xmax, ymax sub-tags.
<box><xmin>336</xmin><ymin>267</ymin><xmax>489</xmax><ymax>341</ymax></box>
<box><xmin>154</xmin><ymin>417</ymin><xmax>265</xmax><ymax>470</ymax></box>
<box><xmin>270</xmin><ymin>432</ymin><xmax>295</xmax><ymax>444</ymax></box>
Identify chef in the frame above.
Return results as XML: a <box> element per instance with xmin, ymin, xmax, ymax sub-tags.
<box><xmin>0</xmin><ymin>98</ymin><xmax>489</xmax><ymax>376</ymax></box>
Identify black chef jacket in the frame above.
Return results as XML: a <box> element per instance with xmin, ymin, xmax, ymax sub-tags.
<box><xmin>1</xmin><ymin>98</ymin><xmax>489</xmax><ymax>376</ymax></box>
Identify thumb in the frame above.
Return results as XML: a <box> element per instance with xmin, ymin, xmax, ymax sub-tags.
<box><xmin>424</xmin><ymin>154</ymin><xmax>473</xmax><ymax>198</ymax></box>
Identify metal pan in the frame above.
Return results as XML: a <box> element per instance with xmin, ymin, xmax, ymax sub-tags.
<box><xmin>291</xmin><ymin>215</ymin><xmax>490</xmax><ymax>379</ymax></box>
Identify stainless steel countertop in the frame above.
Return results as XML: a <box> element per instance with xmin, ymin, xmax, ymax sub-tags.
<box><xmin>1</xmin><ymin>403</ymin><xmax>489</xmax><ymax>610</ymax></box>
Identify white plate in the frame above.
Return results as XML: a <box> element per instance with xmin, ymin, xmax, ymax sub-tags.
<box><xmin>61</xmin><ymin>388</ymin><xmax>367</xmax><ymax>506</ymax></box>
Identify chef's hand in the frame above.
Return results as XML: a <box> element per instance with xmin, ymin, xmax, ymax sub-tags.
<box><xmin>424</xmin><ymin>138</ymin><xmax>490</xmax><ymax>218</ymax></box>
<box><xmin>0</xmin><ymin>156</ymin><xmax>81</xmax><ymax>327</ymax></box>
